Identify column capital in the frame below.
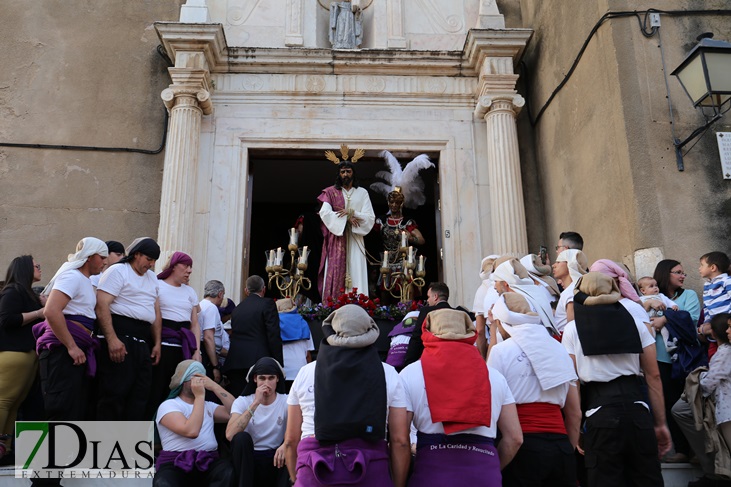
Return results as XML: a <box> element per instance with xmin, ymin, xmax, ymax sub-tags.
<box><xmin>475</xmin><ymin>94</ymin><xmax>524</xmax><ymax>120</ymax></box>
<box><xmin>161</xmin><ymin>86</ymin><xmax>212</xmax><ymax>114</ymax></box>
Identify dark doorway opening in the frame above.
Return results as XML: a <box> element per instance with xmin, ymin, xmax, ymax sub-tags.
<box><xmin>248</xmin><ymin>149</ymin><xmax>441</xmax><ymax>303</ymax></box>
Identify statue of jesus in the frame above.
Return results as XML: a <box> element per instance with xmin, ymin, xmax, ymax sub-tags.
<box><xmin>318</xmin><ymin>161</ymin><xmax>375</xmax><ymax>299</ymax></box>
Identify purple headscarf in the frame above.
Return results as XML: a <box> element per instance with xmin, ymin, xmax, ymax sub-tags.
<box><xmin>589</xmin><ymin>259</ymin><xmax>641</xmax><ymax>303</ymax></box>
<box><xmin>157</xmin><ymin>251</ymin><xmax>193</xmax><ymax>280</ymax></box>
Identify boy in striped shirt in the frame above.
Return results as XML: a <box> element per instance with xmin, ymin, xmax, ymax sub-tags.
<box><xmin>699</xmin><ymin>251</ymin><xmax>731</xmax><ymax>357</ymax></box>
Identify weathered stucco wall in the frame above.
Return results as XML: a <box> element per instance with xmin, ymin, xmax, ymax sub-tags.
<box><xmin>0</xmin><ymin>1</ymin><xmax>182</xmax><ymax>284</ymax></box>
<box><xmin>514</xmin><ymin>0</ymin><xmax>731</xmax><ymax>292</ymax></box>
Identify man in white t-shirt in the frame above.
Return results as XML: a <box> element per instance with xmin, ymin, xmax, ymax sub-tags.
<box><xmin>155</xmin><ymin>360</ymin><xmax>234</xmax><ymax>487</ymax></box>
<box><xmin>284</xmin><ymin>305</ymin><xmax>410</xmax><ymax>487</ymax></box>
<box><xmin>95</xmin><ymin>237</ymin><xmax>162</xmax><ymax>421</ymax></box>
<box><xmin>487</xmin><ymin>293</ymin><xmax>580</xmax><ymax>486</ymax></box>
<box><xmin>562</xmin><ymin>272</ymin><xmax>670</xmax><ymax>487</ymax></box>
<box><xmin>400</xmin><ymin>308</ymin><xmax>523</xmax><ymax>486</ymax></box>
<box><xmin>226</xmin><ymin>357</ymin><xmax>289</xmax><ymax>487</ymax></box>
<box><xmin>199</xmin><ymin>280</ymin><xmax>227</xmax><ymax>384</ymax></box>
<box><xmin>35</xmin><ymin>237</ymin><xmax>108</xmax><ymax>421</ymax></box>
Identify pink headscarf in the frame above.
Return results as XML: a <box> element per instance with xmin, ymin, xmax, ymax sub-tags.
<box><xmin>589</xmin><ymin>259</ymin><xmax>641</xmax><ymax>303</ymax></box>
<box><xmin>157</xmin><ymin>251</ymin><xmax>193</xmax><ymax>280</ymax></box>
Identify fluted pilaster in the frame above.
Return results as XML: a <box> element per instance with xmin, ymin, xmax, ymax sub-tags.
<box><xmin>482</xmin><ymin>95</ymin><xmax>528</xmax><ymax>256</ymax></box>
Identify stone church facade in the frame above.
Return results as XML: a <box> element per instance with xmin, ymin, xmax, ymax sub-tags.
<box><xmin>1</xmin><ymin>0</ymin><xmax>729</xmax><ymax>302</ymax></box>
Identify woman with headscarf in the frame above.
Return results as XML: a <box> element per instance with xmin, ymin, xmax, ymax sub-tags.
<box><xmin>148</xmin><ymin>252</ymin><xmax>201</xmax><ymax>418</ymax></box>
<box><xmin>95</xmin><ymin>237</ymin><xmax>162</xmax><ymax>421</ymax></box>
<box><xmin>227</xmin><ymin>357</ymin><xmax>289</xmax><ymax>487</ymax></box>
<box><xmin>488</xmin><ymin>293</ymin><xmax>580</xmax><ymax>486</ymax></box>
<box><xmin>0</xmin><ymin>255</ymin><xmax>44</xmax><ymax>460</ymax></box>
<box><xmin>283</xmin><ymin>304</ymin><xmax>410</xmax><ymax>487</ymax></box>
<box><xmin>155</xmin><ymin>359</ymin><xmax>233</xmax><ymax>487</ymax></box>
<box><xmin>33</xmin><ymin>237</ymin><xmax>108</xmax><ymax>422</ymax></box>
<box><xmin>552</xmin><ymin>249</ymin><xmax>589</xmax><ymax>335</ymax></box>
<box><xmin>400</xmin><ymin>308</ymin><xmax>523</xmax><ymax>486</ymax></box>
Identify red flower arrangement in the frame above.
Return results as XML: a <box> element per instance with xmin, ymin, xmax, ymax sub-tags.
<box><xmin>299</xmin><ymin>288</ymin><xmax>423</xmax><ymax>322</ymax></box>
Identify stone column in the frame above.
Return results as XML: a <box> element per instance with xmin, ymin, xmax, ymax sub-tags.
<box><xmin>157</xmin><ymin>69</ymin><xmax>212</xmax><ymax>268</ymax></box>
<box><xmin>481</xmin><ymin>94</ymin><xmax>528</xmax><ymax>256</ymax></box>
<box><xmin>473</xmin><ymin>54</ymin><xmax>528</xmax><ymax>257</ymax></box>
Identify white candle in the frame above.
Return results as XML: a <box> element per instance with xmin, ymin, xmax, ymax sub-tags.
<box><xmin>382</xmin><ymin>251</ymin><xmax>389</xmax><ymax>267</ymax></box>
<box><xmin>408</xmin><ymin>246</ymin><xmax>414</xmax><ymax>263</ymax></box>
<box><xmin>268</xmin><ymin>250</ymin><xmax>275</xmax><ymax>266</ymax></box>
<box><xmin>289</xmin><ymin>228</ymin><xmax>298</xmax><ymax>245</ymax></box>
<box><xmin>418</xmin><ymin>255</ymin><xmax>425</xmax><ymax>272</ymax></box>
<box><xmin>276</xmin><ymin>247</ymin><xmax>283</xmax><ymax>265</ymax></box>
<box><xmin>401</xmin><ymin>231</ymin><xmax>407</xmax><ymax>248</ymax></box>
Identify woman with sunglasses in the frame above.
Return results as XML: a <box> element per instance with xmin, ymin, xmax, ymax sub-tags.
<box><xmin>0</xmin><ymin>256</ymin><xmax>44</xmax><ymax>460</ymax></box>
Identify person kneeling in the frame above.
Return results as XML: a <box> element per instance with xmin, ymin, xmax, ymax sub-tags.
<box><xmin>226</xmin><ymin>357</ymin><xmax>290</xmax><ymax>487</ymax></box>
<box><xmin>154</xmin><ymin>360</ymin><xmax>234</xmax><ymax>487</ymax></box>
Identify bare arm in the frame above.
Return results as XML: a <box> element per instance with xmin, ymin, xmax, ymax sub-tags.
<box><xmin>150</xmin><ymin>298</ymin><xmax>162</xmax><ymax>366</ymax></box>
<box><xmin>565</xmin><ymin>302</ymin><xmax>574</xmax><ymax>323</ymax></box>
<box><xmin>203</xmin><ymin>328</ymin><xmax>221</xmax><ymax>383</ymax></box>
<box><xmin>190</xmin><ymin>304</ymin><xmax>201</xmax><ymax>362</ymax></box>
<box><xmin>159</xmin><ymin>378</ymin><xmax>206</xmax><ymax>438</ymax></box>
<box><xmin>639</xmin><ymin>344</ymin><xmax>671</xmax><ymax>457</ymax></box>
<box><xmin>408</xmin><ymin>228</ymin><xmax>425</xmax><ymax>246</ymax></box>
<box><xmin>496</xmin><ymin>403</ymin><xmax>523</xmax><ymax>469</ymax></box>
<box><xmin>95</xmin><ymin>290</ymin><xmax>127</xmax><ymax>363</ymax></box>
<box><xmin>44</xmin><ymin>290</ymin><xmax>86</xmax><ymax>365</ymax></box>
<box><xmin>475</xmin><ymin>314</ymin><xmax>487</xmax><ymax>360</ymax></box>
<box><xmin>497</xmin><ymin>403</ymin><xmax>523</xmax><ymax>469</ymax></box>
<box><xmin>562</xmin><ymin>383</ymin><xmax>582</xmax><ymax>450</ymax></box>
<box><xmin>284</xmin><ymin>405</ymin><xmax>303</xmax><ymax>483</ymax></box>
<box><xmin>388</xmin><ymin>407</ymin><xmax>411</xmax><ymax>487</ymax></box>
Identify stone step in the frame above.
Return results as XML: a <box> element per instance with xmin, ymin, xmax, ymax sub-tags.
<box><xmin>0</xmin><ymin>463</ymin><xmax>705</xmax><ymax>486</ymax></box>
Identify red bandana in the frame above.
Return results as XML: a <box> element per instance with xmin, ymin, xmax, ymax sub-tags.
<box><xmin>420</xmin><ymin>328</ymin><xmax>491</xmax><ymax>434</ymax></box>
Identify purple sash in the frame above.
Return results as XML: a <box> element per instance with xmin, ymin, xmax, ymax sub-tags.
<box><xmin>295</xmin><ymin>437</ymin><xmax>392</xmax><ymax>487</ymax></box>
<box><xmin>161</xmin><ymin>326</ymin><xmax>197</xmax><ymax>359</ymax></box>
<box><xmin>33</xmin><ymin>316</ymin><xmax>99</xmax><ymax>377</ymax></box>
<box><xmin>155</xmin><ymin>449</ymin><xmax>219</xmax><ymax>473</ymax></box>
<box><xmin>408</xmin><ymin>433</ymin><xmax>500</xmax><ymax>487</ymax></box>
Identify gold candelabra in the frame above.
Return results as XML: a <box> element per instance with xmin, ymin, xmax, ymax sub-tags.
<box><xmin>265</xmin><ymin>228</ymin><xmax>312</xmax><ymax>299</ymax></box>
<box><xmin>379</xmin><ymin>242</ymin><xmax>426</xmax><ymax>303</ymax></box>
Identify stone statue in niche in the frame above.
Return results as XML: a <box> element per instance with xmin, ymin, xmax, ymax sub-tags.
<box><xmin>329</xmin><ymin>0</ymin><xmax>363</xmax><ymax>49</ymax></box>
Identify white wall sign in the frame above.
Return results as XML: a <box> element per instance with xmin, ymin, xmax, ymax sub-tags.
<box><xmin>716</xmin><ymin>132</ymin><xmax>731</xmax><ymax>179</ymax></box>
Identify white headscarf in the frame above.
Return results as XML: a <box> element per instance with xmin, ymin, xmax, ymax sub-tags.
<box><xmin>556</xmin><ymin>249</ymin><xmax>588</xmax><ymax>283</ymax></box>
<box><xmin>479</xmin><ymin>254</ymin><xmax>500</xmax><ymax>281</ymax></box>
<box><xmin>492</xmin><ymin>294</ymin><xmax>577</xmax><ymax>390</ymax></box>
<box><xmin>491</xmin><ymin>259</ymin><xmax>558</xmax><ymax>335</ymax></box>
<box><xmin>42</xmin><ymin>237</ymin><xmax>108</xmax><ymax>295</ymax></box>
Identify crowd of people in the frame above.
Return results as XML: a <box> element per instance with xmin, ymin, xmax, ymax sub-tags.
<box><xmin>0</xmin><ymin>231</ymin><xmax>729</xmax><ymax>487</ymax></box>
